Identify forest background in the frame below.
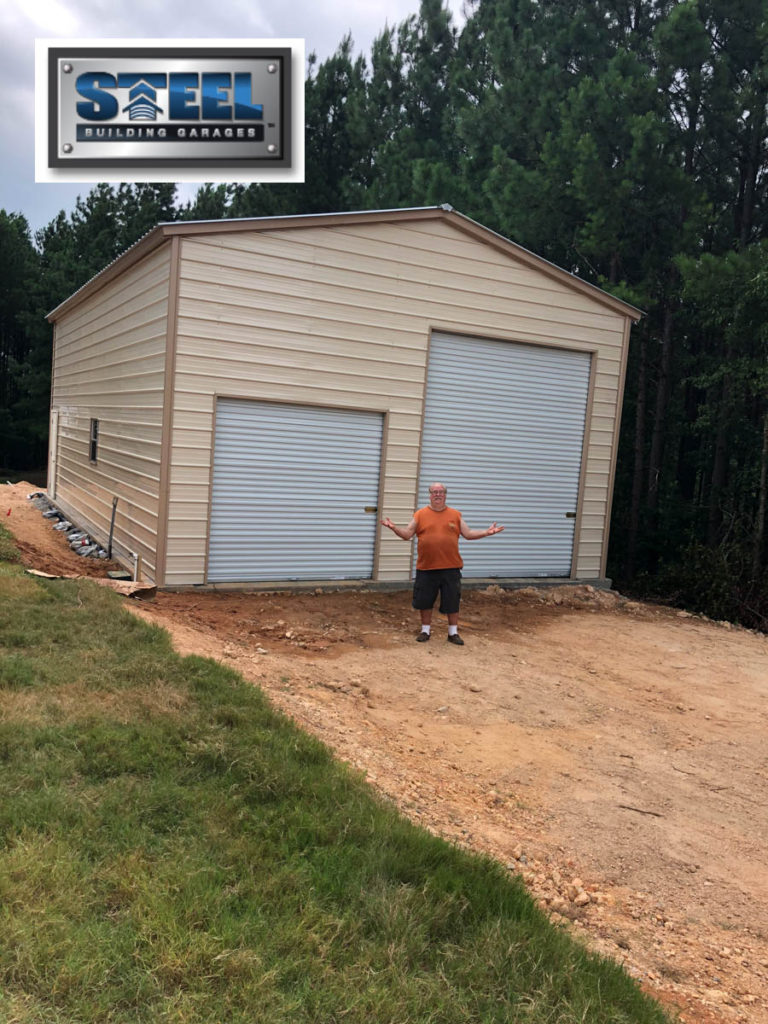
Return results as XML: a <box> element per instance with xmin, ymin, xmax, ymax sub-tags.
<box><xmin>2</xmin><ymin>0</ymin><xmax>768</xmax><ymax>629</ymax></box>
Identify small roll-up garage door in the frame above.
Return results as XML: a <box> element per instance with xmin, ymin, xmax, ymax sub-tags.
<box><xmin>207</xmin><ymin>399</ymin><xmax>383</xmax><ymax>582</ymax></box>
<box><xmin>418</xmin><ymin>332</ymin><xmax>592</xmax><ymax>578</ymax></box>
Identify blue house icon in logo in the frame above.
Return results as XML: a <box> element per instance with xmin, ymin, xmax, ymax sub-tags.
<box><xmin>122</xmin><ymin>80</ymin><xmax>164</xmax><ymax>121</ymax></box>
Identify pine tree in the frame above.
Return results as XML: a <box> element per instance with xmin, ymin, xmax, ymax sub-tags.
<box><xmin>0</xmin><ymin>212</ymin><xmax>45</xmax><ymax>468</ymax></box>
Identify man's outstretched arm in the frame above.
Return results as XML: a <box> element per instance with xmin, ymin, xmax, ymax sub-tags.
<box><xmin>381</xmin><ymin>516</ymin><xmax>418</xmax><ymax>540</ymax></box>
<box><xmin>460</xmin><ymin>519</ymin><xmax>505</xmax><ymax>540</ymax></box>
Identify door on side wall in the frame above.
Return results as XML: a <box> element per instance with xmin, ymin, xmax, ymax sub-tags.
<box><xmin>207</xmin><ymin>399</ymin><xmax>383</xmax><ymax>582</ymax></box>
<box><xmin>417</xmin><ymin>332</ymin><xmax>592</xmax><ymax>578</ymax></box>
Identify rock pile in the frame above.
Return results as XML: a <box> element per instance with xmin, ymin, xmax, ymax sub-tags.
<box><xmin>27</xmin><ymin>492</ymin><xmax>109</xmax><ymax>560</ymax></box>
<box><xmin>506</xmin><ymin>847</ymin><xmax>611</xmax><ymax>922</ymax></box>
<box><xmin>481</xmin><ymin>583</ymin><xmax>627</xmax><ymax>609</ymax></box>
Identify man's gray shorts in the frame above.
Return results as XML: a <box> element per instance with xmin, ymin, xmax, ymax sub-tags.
<box><xmin>412</xmin><ymin>568</ymin><xmax>462</xmax><ymax>615</ymax></box>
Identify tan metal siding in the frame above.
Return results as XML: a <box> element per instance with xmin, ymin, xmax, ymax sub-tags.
<box><xmin>50</xmin><ymin>244</ymin><xmax>171</xmax><ymax>580</ymax></box>
<box><xmin>166</xmin><ymin>221</ymin><xmax>629</xmax><ymax>585</ymax></box>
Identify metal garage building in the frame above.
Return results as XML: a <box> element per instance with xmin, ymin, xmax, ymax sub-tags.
<box><xmin>46</xmin><ymin>206</ymin><xmax>640</xmax><ymax>588</ymax></box>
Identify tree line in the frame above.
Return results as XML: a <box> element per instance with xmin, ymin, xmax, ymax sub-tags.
<box><xmin>2</xmin><ymin>0</ymin><xmax>767</xmax><ymax>628</ymax></box>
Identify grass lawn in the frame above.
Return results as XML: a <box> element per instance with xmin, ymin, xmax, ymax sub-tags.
<box><xmin>0</xmin><ymin>527</ymin><xmax>672</xmax><ymax>1023</ymax></box>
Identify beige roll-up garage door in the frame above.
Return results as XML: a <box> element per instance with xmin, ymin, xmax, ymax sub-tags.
<box><xmin>418</xmin><ymin>332</ymin><xmax>592</xmax><ymax>578</ymax></box>
<box><xmin>207</xmin><ymin>399</ymin><xmax>383</xmax><ymax>582</ymax></box>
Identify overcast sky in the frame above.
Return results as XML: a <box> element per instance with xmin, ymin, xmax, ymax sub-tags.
<box><xmin>2</xmin><ymin>0</ymin><xmax>465</xmax><ymax>238</ymax></box>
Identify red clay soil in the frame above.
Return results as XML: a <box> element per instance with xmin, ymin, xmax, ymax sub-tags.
<box><xmin>4</xmin><ymin>481</ymin><xmax>768</xmax><ymax>1024</ymax></box>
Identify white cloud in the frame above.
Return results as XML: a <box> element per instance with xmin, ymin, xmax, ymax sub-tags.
<box><xmin>4</xmin><ymin>0</ymin><xmax>81</xmax><ymax>36</ymax></box>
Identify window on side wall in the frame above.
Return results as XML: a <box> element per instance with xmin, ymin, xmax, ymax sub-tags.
<box><xmin>89</xmin><ymin>419</ymin><xmax>99</xmax><ymax>463</ymax></box>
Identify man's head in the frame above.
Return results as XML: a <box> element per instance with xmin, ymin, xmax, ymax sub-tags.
<box><xmin>428</xmin><ymin>483</ymin><xmax>447</xmax><ymax>510</ymax></box>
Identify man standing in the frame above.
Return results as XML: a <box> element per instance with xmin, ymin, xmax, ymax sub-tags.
<box><xmin>380</xmin><ymin>483</ymin><xmax>504</xmax><ymax>645</ymax></box>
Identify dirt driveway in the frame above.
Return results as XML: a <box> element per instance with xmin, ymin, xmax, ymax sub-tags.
<box><xmin>4</xmin><ymin>482</ymin><xmax>768</xmax><ymax>1024</ymax></box>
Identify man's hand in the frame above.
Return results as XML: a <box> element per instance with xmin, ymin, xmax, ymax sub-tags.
<box><xmin>460</xmin><ymin>518</ymin><xmax>505</xmax><ymax>540</ymax></box>
<box><xmin>381</xmin><ymin>516</ymin><xmax>417</xmax><ymax>540</ymax></box>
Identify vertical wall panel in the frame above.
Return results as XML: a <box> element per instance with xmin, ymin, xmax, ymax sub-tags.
<box><xmin>50</xmin><ymin>245</ymin><xmax>171</xmax><ymax>581</ymax></box>
<box><xmin>165</xmin><ymin>220</ymin><xmax>628</xmax><ymax>584</ymax></box>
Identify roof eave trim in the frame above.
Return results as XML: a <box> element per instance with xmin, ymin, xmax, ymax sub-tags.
<box><xmin>46</xmin><ymin>224</ymin><xmax>174</xmax><ymax>322</ymax></box>
<box><xmin>46</xmin><ymin>204</ymin><xmax>643</xmax><ymax>323</ymax></box>
<box><xmin>444</xmin><ymin>209</ymin><xmax>643</xmax><ymax>321</ymax></box>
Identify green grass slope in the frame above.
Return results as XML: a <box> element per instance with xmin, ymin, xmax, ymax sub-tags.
<box><xmin>0</xmin><ymin>527</ymin><xmax>672</xmax><ymax>1023</ymax></box>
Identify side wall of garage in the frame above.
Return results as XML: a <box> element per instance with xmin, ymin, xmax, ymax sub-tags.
<box><xmin>49</xmin><ymin>244</ymin><xmax>172</xmax><ymax>581</ymax></box>
<box><xmin>163</xmin><ymin>217</ymin><xmax>628</xmax><ymax>586</ymax></box>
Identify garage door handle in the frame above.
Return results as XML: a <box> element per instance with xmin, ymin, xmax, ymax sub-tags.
<box><xmin>364</xmin><ymin>506</ymin><xmax>378</xmax><ymax>513</ymax></box>
<box><xmin>565</xmin><ymin>511</ymin><xmax>577</xmax><ymax>519</ymax></box>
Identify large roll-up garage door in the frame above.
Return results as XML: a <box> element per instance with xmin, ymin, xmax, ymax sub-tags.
<box><xmin>418</xmin><ymin>332</ymin><xmax>592</xmax><ymax>578</ymax></box>
<box><xmin>208</xmin><ymin>399</ymin><xmax>383</xmax><ymax>582</ymax></box>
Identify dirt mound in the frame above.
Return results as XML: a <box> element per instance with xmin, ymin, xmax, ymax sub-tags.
<box><xmin>2</xmin><ymin>482</ymin><xmax>120</xmax><ymax>578</ymax></box>
<box><xmin>482</xmin><ymin>582</ymin><xmax>625</xmax><ymax>608</ymax></box>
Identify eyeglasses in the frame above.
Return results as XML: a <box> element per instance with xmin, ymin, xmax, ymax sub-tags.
<box><xmin>429</xmin><ymin>489</ymin><xmax>446</xmax><ymax>495</ymax></box>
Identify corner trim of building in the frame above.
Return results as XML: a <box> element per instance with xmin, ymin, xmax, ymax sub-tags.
<box><xmin>154</xmin><ymin>236</ymin><xmax>181</xmax><ymax>589</ymax></box>
<box><xmin>601</xmin><ymin>316</ymin><xmax>633</xmax><ymax>580</ymax></box>
<box><xmin>569</xmin><ymin>350</ymin><xmax>597</xmax><ymax>578</ymax></box>
<box><xmin>47</xmin><ymin>322</ymin><xmax>58</xmax><ymax>498</ymax></box>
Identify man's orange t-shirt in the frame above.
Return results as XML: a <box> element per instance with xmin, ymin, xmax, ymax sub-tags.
<box><xmin>414</xmin><ymin>505</ymin><xmax>463</xmax><ymax>570</ymax></box>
